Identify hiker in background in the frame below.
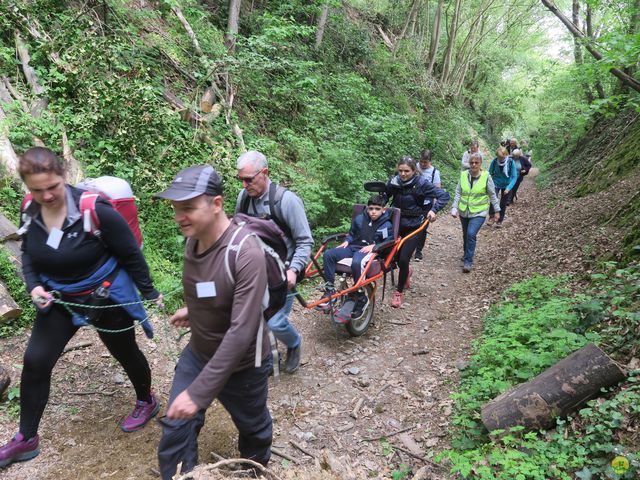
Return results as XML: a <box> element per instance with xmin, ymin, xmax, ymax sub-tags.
<box><xmin>385</xmin><ymin>156</ymin><xmax>450</xmax><ymax>308</ymax></box>
<box><xmin>508</xmin><ymin>149</ymin><xmax>531</xmax><ymax>205</ymax></box>
<box><xmin>0</xmin><ymin>147</ymin><xmax>162</xmax><ymax>469</ymax></box>
<box><xmin>414</xmin><ymin>149</ymin><xmax>441</xmax><ymax>261</ymax></box>
<box><xmin>235</xmin><ymin>151</ymin><xmax>313</xmax><ymax>374</ymax></box>
<box><xmin>450</xmin><ymin>152</ymin><xmax>500</xmax><ymax>273</ymax></box>
<box><xmin>319</xmin><ymin>194</ymin><xmax>394</xmax><ymax>320</ymax></box>
<box><xmin>155</xmin><ymin>165</ymin><xmax>272</xmax><ymax>479</ymax></box>
<box><xmin>506</xmin><ymin>137</ymin><xmax>519</xmax><ymax>155</ymax></box>
<box><xmin>461</xmin><ymin>139</ymin><xmax>481</xmax><ymax>170</ymax></box>
<box><xmin>488</xmin><ymin>146</ymin><xmax>518</xmax><ymax>228</ymax></box>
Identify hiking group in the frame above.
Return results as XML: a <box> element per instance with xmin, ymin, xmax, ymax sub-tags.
<box><xmin>0</xmin><ymin>140</ymin><xmax>531</xmax><ymax>477</ymax></box>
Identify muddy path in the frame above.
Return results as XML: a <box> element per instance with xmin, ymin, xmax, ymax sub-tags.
<box><xmin>0</xmin><ymin>171</ymin><xmax>624</xmax><ymax>479</ymax></box>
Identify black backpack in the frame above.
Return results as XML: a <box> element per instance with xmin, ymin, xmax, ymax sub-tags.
<box><xmin>239</xmin><ymin>183</ymin><xmax>292</xmax><ymax>239</ymax></box>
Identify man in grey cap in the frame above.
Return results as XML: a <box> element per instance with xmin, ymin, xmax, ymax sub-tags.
<box><xmin>236</xmin><ymin>151</ymin><xmax>313</xmax><ymax>374</ymax></box>
<box><xmin>155</xmin><ymin>165</ymin><xmax>273</xmax><ymax>479</ymax></box>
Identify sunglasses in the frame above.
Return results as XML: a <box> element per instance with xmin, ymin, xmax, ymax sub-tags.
<box><xmin>237</xmin><ymin>169</ymin><xmax>264</xmax><ymax>184</ymax></box>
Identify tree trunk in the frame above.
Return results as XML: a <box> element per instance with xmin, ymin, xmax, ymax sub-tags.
<box><xmin>540</xmin><ymin>0</ymin><xmax>640</xmax><ymax>93</ymax></box>
<box><xmin>225</xmin><ymin>0</ymin><xmax>242</xmax><ymax>52</ymax></box>
<box><xmin>171</xmin><ymin>5</ymin><xmax>204</xmax><ymax>57</ymax></box>
<box><xmin>314</xmin><ymin>4</ymin><xmax>330</xmax><ymax>49</ymax></box>
<box><xmin>62</xmin><ymin>129</ymin><xmax>83</xmax><ymax>184</ymax></box>
<box><xmin>409</xmin><ymin>0</ymin><xmax>420</xmax><ymax>36</ymax></box>
<box><xmin>396</xmin><ymin>0</ymin><xmax>420</xmax><ymax>48</ymax></box>
<box><xmin>481</xmin><ymin>343</ymin><xmax>626</xmax><ymax>432</ymax></box>
<box><xmin>426</xmin><ymin>0</ymin><xmax>444</xmax><ymax>76</ymax></box>
<box><xmin>571</xmin><ymin>1</ymin><xmax>584</xmax><ymax>65</ymax></box>
<box><xmin>585</xmin><ymin>4</ymin><xmax>605</xmax><ymax>100</ymax></box>
<box><xmin>572</xmin><ymin>0</ymin><xmax>593</xmax><ymax>103</ymax></box>
<box><xmin>440</xmin><ymin>0</ymin><xmax>462</xmax><ymax>85</ymax></box>
<box><xmin>0</xmin><ymin>282</ymin><xmax>21</xmax><ymax>321</ymax></box>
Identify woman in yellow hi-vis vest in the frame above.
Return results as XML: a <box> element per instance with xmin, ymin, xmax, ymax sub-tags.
<box><xmin>450</xmin><ymin>152</ymin><xmax>501</xmax><ymax>273</ymax></box>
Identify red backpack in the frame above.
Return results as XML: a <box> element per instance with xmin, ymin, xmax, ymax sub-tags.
<box><xmin>20</xmin><ymin>176</ymin><xmax>143</xmax><ymax>247</ymax></box>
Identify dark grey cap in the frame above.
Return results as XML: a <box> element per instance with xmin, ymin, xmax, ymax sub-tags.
<box><xmin>154</xmin><ymin>165</ymin><xmax>223</xmax><ymax>201</ymax></box>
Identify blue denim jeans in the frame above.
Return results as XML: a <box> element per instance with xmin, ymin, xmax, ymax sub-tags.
<box><xmin>157</xmin><ymin>345</ymin><xmax>272</xmax><ymax>480</ymax></box>
<box><xmin>460</xmin><ymin>216</ymin><xmax>486</xmax><ymax>266</ymax></box>
<box><xmin>323</xmin><ymin>245</ymin><xmax>371</xmax><ymax>284</ymax></box>
<box><xmin>267</xmin><ymin>293</ymin><xmax>300</xmax><ymax>349</ymax></box>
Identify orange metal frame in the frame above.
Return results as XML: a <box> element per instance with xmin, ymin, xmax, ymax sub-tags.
<box><xmin>301</xmin><ymin>218</ymin><xmax>430</xmax><ymax>309</ymax></box>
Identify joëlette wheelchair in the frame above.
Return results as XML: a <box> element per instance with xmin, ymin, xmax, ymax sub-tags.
<box><xmin>295</xmin><ymin>182</ymin><xmax>430</xmax><ymax>337</ymax></box>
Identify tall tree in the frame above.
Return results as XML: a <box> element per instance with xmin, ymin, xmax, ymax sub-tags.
<box><xmin>225</xmin><ymin>0</ymin><xmax>241</xmax><ymax>52</ymax></box>
<box><xmin>540</xmin><ymin>0</ymin><xmax>640</xmax><ymax>93</ymax></box>
<box><xmin>585</xmin><ymin>2</ymin><xmax>605</xmax><ymax>100</ymax></box>
<box><xmin>440</xmin><ymin>0</ymin><xmax>463</xmax><ymax>85</ymax></box>
<box><xmin>426</xmin><ymin>0</ymin><xmax>444</xmax><ymax>76</ymax></box>
<box><xmin>315</xmin><ymin>4</ymin><xmax>330</xmax><ymax>49</ymax></box>
<box><xmin>571</xmin><ymin>0</ymin><xmax>593</xmax><ymax>103</ymax></box>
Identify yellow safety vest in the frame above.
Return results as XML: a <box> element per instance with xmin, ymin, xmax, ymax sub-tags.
<box><xmin>459</xmin><ymin>170</ymin><xmax>489</xmax><ymax>214</ymax></box>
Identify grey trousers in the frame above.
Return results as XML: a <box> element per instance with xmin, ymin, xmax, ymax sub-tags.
<box><xmin>157</xmin><ymin>345</ymin><xmax>272</xmax><ymax>480</ymax></box>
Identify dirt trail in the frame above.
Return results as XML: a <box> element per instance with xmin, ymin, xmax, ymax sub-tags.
<box><xmin>0</xmin><ymin>171</ymin><xmax>625</xmax><ymax>479</ymax></box>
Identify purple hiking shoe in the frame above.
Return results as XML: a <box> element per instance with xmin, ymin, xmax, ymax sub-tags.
<box><xmin>121</xmin><ymin>394</ymin><xmax>160</xmax><ymax>432</ymax></box>
<box><xmin>0</xmin><ymin>433</ymin><xmax>40</xmax><ymax>468</ymax></box>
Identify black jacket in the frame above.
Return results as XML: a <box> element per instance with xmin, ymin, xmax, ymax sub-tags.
<box><xmin>21</xmin><ymin>185</ymin><xmax>158</xmax><ymax>299</ymax></box>
<box><xmin>385</xmin><ymin>175</ymin><xmax>450</xmax><ymax>230</ymax></box>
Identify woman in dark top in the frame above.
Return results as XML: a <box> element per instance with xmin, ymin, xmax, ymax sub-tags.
<box><xmin>0</xmin><ymin>147</ymin><xmax>162</xmax><ymax>469</ymax></box>
<box><xmin>385</xmin><ymin>156</ymin><xmax>450</xmax><ymax>308</ymax></box>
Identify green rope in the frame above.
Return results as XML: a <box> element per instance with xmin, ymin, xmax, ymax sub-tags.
<box><xmin>51</xmin><ymin>287</ymin><xmax>183</xmax><ymax>335</ymax></box>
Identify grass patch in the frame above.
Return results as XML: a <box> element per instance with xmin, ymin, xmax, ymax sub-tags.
<box><xmin>438</xmin><ymin>270</ymin><xmax>639</xmax><ymax>479</ymax></box>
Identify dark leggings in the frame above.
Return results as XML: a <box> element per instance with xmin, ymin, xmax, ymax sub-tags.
<box><xmin>19</xmin><ymin>303</ymin><xmax>152</xmax><ymax>438</ymax></box>
<box><xmin>489</xmin><ymin>188</ymin><xmax>511</xmax><ymax>223</ymax></box>
<box><xmin>396</xmin><ymin>225</ymin><xmax>421</xmax><ymax>293</ymax></box>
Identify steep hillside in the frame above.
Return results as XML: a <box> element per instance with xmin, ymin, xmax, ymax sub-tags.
<box><xmin>540</xmin><ymin>109</ymin><xmax>640</xmax><ymax>262</ymax></box>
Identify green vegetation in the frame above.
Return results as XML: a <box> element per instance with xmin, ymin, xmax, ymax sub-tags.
<box><xmin>439</xmin><ymin>267</ymin><xmax>640</xmax><ymax>479</ymax></box>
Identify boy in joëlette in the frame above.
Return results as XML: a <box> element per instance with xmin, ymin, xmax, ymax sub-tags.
<box><xmin>320</xmin><ymin>195</ymin><xmax>394</xmax><ymax>319</ymax></box>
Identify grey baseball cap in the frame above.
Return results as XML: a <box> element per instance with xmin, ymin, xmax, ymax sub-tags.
<box><xmin>154</xmin><ymin>165</ymin><xmax>223</xmax><ymax>201</ymax></box>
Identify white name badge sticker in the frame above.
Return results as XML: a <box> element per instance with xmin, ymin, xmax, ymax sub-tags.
<box><xmin>196</xmin><ymin>281</ymin><xmax>217</xmax><ymax>298</ymax></box>
<box><xmin>46</xmin><ymin>228</ymin><xmax>64</xmax><ymax>249</ymax></box>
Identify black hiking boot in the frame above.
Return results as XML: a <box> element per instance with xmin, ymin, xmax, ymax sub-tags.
<box><xmin>414</xmin><ymin>250</ymin><xmax>423</xmax><ymax>261</ymax></box>
<box><xmin>284</xmin><ymin>341</ymin><xmax>302</xmax><ymax>374</ymax></box>
<box><xmin>317</xmin><ymin>287</ymin><xmax>336</xmax><ymax>312</ymax></box>
<box><xmin>351</xmin><ymin>291</ymin><xmax>369</xmax><ymax>319</ymax></box>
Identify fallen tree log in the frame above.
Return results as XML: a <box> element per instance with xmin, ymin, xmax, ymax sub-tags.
<box><xmin>0</xmin><ymin>212</ymin><xmax>24</xmax><ymax>280</ymax></box>
<box><xmin>0</xmin><ymin>365</ymin><xmax>9</xmax><ymax>398</ymax></box>
<box><xmin>0</xmin><ymin>107</ymin><xmax>21</xmax><ymax>180</ymax></box>
<box><xmin>481</xmin><ymin>343</ymin><xmax>626</xmax><ymax>432</ymax></box>
<box><xmin>15</xmin><ymin>30</ymin><xmax>48</xmax><ymax>119</ymax></box>
<box><xmin>0</xmin><ymin>282</ymin><xmax>21</xmax><ymax>321</ymax></box>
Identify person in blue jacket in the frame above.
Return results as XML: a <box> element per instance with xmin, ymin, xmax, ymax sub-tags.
<box><xmin>320</xmin><ymin>195</ymin><xmax>393</xmax><ymax>319</ymax></box>
<box><xmin>488</xmin><ymin>146</ymin><xmax>518</xmax><ymax>228</ymax></box>
<box><xmin>385</xmin><ymin>156</ymin><xmax>450</xmax><ymax>307</ymax></box>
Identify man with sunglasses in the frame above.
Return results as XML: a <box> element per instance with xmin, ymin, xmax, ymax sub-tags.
<box><xmin>236</xmin><ymin>151</ymin><xmax>313</xmax><ymax>374</ymax></box>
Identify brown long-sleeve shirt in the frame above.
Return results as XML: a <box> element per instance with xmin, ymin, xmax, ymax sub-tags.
<box><xmin>183</xmin><ymin>219</ymin><xmax>269</xmax><ymax>409</ymax></box>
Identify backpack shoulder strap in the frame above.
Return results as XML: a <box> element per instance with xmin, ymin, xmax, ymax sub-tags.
<box><xmin>79</xmin><ymin>191</ymin><xmax>102</xmax><ymax>237</ymax></box>
<box><xmin>239</xmin><ymin>190</ymin><xmax>251</xmax><ymax>214</ymax></box>
<box><xmin>431</xmin><ymin>168</ymin><xmax>437</xmax><ymax>183</ymax></box>
<box><xmin>267</xmin><ymin>183</ymin><xmax>291</xmax><ymax>238</ymax></box>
